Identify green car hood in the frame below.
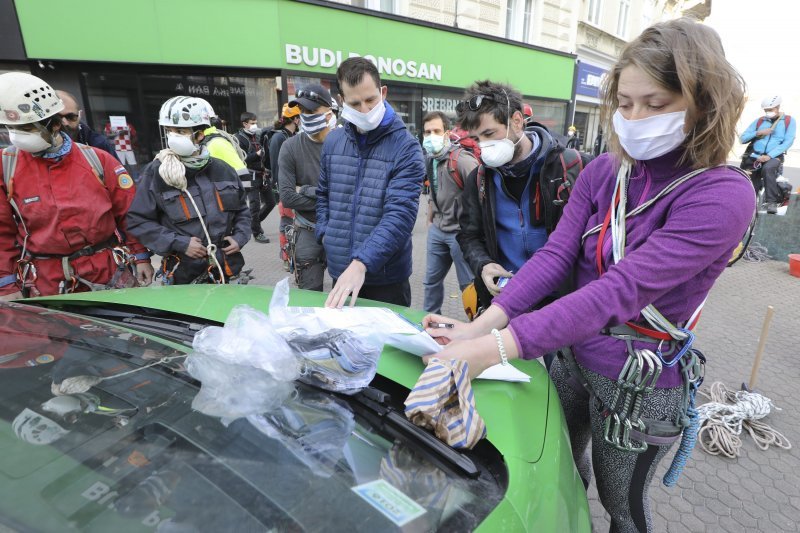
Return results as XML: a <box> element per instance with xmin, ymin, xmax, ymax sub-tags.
<box><xmin>33</xmin><ymin>285</ymin><xmax>551</xmax><ymax>463</ymax></box>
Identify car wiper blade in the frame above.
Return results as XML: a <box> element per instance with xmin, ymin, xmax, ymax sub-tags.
<box><xmin>41</xmin><ymin>304</ymin><xmax>205</xmax><ymax>346</ymax></box>
<box><xmin>346</xmin><ymin>386</ymin><xmax>480</xmax><ymax>478</ymax></box>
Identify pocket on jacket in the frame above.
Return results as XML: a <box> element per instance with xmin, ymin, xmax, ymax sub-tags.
<box><xmin>213</xmin><ymin>181</ymin><xmax>242</xmax><ymax>212</ymax></box>
<box><xmin>161</xmin><ymin>188</ymin><xmax>206</xmax><ymax>223</ymax></box>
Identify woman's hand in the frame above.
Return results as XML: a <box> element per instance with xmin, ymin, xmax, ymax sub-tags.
<box><xmin>422</xmin><ymin>314</ymin><xmax>478</xmax><ymax>346</ymax></box>
<box><xmin>422</xmin><ymin>335</ymin><xmax>500</xmax><ymax>380</ymax></box>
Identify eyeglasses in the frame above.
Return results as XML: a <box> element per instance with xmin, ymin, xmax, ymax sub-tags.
<box><xmin>59</xmin><ymin>113</ymin><xmax>80</xmax><ymax>122</ymax></box>
<box><xmin>296</xmin><ymin>89</ymin><xmax>331</xmax><ymax>106</ymax></box>
<box><xmin>456</xmin><ymin>95</ymin><xmax>498</xmax><ymax>114</ymax></box>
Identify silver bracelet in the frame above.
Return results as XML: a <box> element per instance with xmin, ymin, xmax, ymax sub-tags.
<box><xmin>491</xmin><ymin>328</ymin><xmax>509</xmax><ymax>366</ymax></box>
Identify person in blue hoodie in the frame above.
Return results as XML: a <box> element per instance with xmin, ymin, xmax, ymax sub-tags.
<box><xmin>317</xmin><ymin>57</ymin><xmax>425</xmax><ymax>308</ymax></box>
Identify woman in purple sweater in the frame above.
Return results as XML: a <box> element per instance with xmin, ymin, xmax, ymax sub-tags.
<box><xmin>424</xmin><ymin>18</ymin><xmax>755</xmax><ymax>532</ymax></box>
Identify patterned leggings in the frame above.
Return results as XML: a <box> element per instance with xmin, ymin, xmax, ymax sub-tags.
<box><xmin>550</xmin><ymin>356</ymin><xmax>684</xmax><ymax>533</ymax></box>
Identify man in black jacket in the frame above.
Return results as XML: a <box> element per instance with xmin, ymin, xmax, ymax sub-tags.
<box><xmin>55</xmin><ymin>90</ymin><xmax>118</xmax><ymax>161</ymax></box>
<box><xmin>234</xmin><ymin>112</ymin><xmax>269</xmax><ymax>243</ymax></box>
<box><xmin>456</xmin><ymin>80</ymin><xmax>590</xmax><ymax>316</ymax></box>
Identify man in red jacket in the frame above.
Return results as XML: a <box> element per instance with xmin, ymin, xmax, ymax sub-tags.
<box><xmin>0</xmin><ymin>72</ymin><xmax>153</xmax><ymax>300</ymax></box>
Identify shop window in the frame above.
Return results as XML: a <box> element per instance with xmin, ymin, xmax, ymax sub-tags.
<box><xmin>421</xmin><ymin>88</ymin><xmax>465</xmax><ymax>130</ymax></box>
<box><xmin>525</xmin><ymin>98</ymin><xmax>568</xmax><ymax>135</ymax></box>
<box><xmin>384</xmin><ymin>84</ymin><xmax>422</xmax><ymax>138</ymax></box>
<box><xmin>83</xmin><ymin>71</ymin><xmax>278</xmax><ymax>160</ymax></box>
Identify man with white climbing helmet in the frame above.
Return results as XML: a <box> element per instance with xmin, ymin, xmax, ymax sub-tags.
<box><xmin>740</xmin><ymin>94</ymin><xmax>796</xmax><ymax>214</ymax></box>
<box><xmin>126</xmin><ymin>96</ymin><xmax>251</xmax><ymax>285</ymax></box>
<box><xmin>0</xmin><ymin>72</ymin><xmax>153</xmax><ymax>300</ymax></box>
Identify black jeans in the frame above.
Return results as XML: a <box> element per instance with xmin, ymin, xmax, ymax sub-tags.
<box><xmin>758</xmin><ymin>156</ymin><xmax>784</xmax><ymax>203</ymax></box>
<box><xmin>333</xmin><ymin>277</ymin><xmax>412</xmax><ymax>307</ymax></box>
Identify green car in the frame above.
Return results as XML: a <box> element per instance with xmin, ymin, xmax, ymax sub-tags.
<box><xmin>1</xmin><ymin>285</ymin><xmax>590</xmax><ymax>532</ymax></box>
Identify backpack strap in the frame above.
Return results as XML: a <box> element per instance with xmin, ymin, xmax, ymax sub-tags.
<box><xmin>477</xmin><ymin>164</ymin><xmax>486</xmax><ymax>202</ymax></box>
<box><xmin>447</xmin><ymin>148</ymin><xmax>464</xmax><ymax>189</ymax></box>
<box><xmin>1</xmin><ymin>146</ymin><xmax>31</xmax><ymax>253</ymax></box>
<box><xmin>75</xmin><ymin>143</ymin><xmax>105</xmax><ymax>183</ymax></box>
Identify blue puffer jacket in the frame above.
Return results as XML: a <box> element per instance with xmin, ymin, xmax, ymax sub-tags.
<box><xmin>316</xmin><ymin>103</ymin><xmax>424</xmax><ymax>285</ymax></box>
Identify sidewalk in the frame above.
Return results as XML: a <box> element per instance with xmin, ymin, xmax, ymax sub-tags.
<box><xmin>243</xmin><ymin>197</ymin><xmax>800</xmax><ymax>532</ymax></box>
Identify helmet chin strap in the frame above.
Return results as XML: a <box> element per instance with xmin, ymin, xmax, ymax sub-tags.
<box><xmin>32</xmin><ymin>120</ymin><xmax>61</xmax><ymax>151</ymax></box>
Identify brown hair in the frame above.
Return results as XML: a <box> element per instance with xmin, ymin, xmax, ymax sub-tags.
<box><xmin>600</xmin><ymin>17</ymin><xmax>746</xmax><ymax>168</ymax></box>
<box><xmin>337</xmin><ymin>57</ymin><xmax>381</xmax><ymax>89</ymax></box>
<box><xmin>457</xmin><ymin>80</ymin><xmax>522</xmax><ymax>131</ymax></box>
<box><xmin>422</xmin><ymin>111</ymin><xmax>450</xmax><ymax>131</ymax></box>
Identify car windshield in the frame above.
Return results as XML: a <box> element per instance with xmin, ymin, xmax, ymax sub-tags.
<box><xmin>0</xmin><ymin>303</ymin><xmax>505</xmax><ymax>532</ymax></box>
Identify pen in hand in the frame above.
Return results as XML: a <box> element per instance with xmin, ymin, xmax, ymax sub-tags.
<box><xmin>428</xmin><ymin>322</ymin><xmax>455</xmax><ymax>329</ymax></box>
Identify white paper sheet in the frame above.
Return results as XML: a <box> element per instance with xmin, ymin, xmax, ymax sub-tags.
<box><xmin>275</xmin><ymin>306</ymin><xmax>531</xmax><ymax>383</ymax></box>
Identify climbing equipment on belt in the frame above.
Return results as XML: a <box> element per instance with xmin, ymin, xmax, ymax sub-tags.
<box><xmin>565</xmin><ymin>161</ymin><xmax>749</xmax><ymax>486</ymax></box>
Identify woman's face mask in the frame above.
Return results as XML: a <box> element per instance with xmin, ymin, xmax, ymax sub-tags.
<box><xmin>612</xmin><ymin>110</ymin><xmax>687</xmax><ymax>161</ymax></box>
<box><xmin>613</xmin><ymin>65</ymin><xmax>689</xmax><ymax>161</ymax></box>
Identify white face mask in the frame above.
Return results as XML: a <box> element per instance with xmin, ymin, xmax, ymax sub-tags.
<box><xmin>247</xmin><ymin>124</ymin><xmax>259</xmax><ymax>134</ymax></box>
<box><xmin>9</xmin><ymin>129</ymin><xmax>52</xmax><ymax>153</ymax></box>
<box><xmin>612</xmin><ymin>110</ymin><xmax>687</xmax><ymax>161</ymax></box>
<box><xmin>167</xmin><ymin>132</ymin><xmax>198</xmax><ymax>157</ymax></box>
<box><xmin>765</xmin><ymin>111</ymin><xmax>777</xmax><ymax>119</ymax></box>
<box><xmin>479</xmin><ymin>126</ymin><xmax>523</xmax><ymax>168</ymax></box>
<box><xmin>341</xmin><ymin>98</ymin><xmax>386</xmax><ymax>132</ymax></box>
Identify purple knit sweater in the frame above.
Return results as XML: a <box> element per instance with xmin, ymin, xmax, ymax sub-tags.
<box><xmin>493</xmin><ymin>149</ymin><xmax>755</xmax><ymax>387</ymax></box>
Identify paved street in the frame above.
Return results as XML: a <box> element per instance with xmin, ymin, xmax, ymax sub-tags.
<box><xmin>243</xmin><ymin>195</ymin><xmax>800</xmax><ymax>532</ymax></box>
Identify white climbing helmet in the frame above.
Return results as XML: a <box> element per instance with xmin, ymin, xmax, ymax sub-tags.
<box><xmin>0</xmin><ymin>72</ymin><xmax>64</xmax><ymax>125</ymax></box>
<box><xmin>12</xmin><ymin>408</ymin><xmax>69</xmax><ymax>445</ymax></box>
<box><xmin>158</xmin><ymin>96</ymin><xmax>213</xmax><ymax>128</ymax></box>
<box><xmin>761</xmin><ymin>95</ymin><xmax>782</xmax><ymax>109</ymax></box>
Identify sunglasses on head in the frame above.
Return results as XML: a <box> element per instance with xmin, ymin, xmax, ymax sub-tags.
<box><xmin>296</xmin><ymin>89</ymin><xmax>330</xmax><ymax>106</ymax></box>
<box><xmin>456</xmin><ymin>94</ymin><xmax>500</xmax><ymax>114</ymax></box>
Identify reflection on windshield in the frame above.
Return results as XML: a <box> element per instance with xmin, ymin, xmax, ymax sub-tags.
<box><xmin>0</xmin><ymin>303</ymin><xmax>504</xmax><ymax>532</ymax></box>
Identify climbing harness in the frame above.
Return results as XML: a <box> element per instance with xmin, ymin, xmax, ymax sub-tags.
<box><xmin>565</xmin><ymin>161</ymin><xmax>750</xmax><ymax>486</ymax></box>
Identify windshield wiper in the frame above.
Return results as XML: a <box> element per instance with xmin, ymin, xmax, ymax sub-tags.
<box><xmin>345</xmin><ymin>386</ymin><xmax>480</xmax><ymax>479</ymax></box>
<box><xmin>36</xmin><ymin>304</ymin><xmax>210</xmax><ymax>346</ymax></box>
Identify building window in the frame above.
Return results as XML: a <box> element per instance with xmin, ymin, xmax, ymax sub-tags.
<box><xmin>353</xmin><ymin>0</ymin><xmax>398</xmax><ymax>14</ymax></box>
<box><xmin>616</xmin><ymin>0</ymin><xmax>630</xmax><ymax>38</ymax></box>
<box><xmin>505</xmin><ymin>0</ymin><xmax>535</xmax><ymax>43</ymax></box>
<box><xmin>587</xmin><ymin>0</ymin><xmax>602</xmax><ymax>25</ymax></box>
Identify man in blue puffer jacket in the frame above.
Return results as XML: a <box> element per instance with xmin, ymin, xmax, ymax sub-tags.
<box><xmin>317</xmin><ymin>57</ymin><xmax>425</xmax><ymax>308</ymax></box>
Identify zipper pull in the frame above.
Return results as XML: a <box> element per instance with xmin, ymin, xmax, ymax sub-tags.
<box><xmin>518</xmin><ymin>209</ymin><xmax>524</xmax><ymax>227</ymax></box>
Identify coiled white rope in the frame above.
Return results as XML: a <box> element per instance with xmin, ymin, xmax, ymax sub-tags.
<box><xmin>696</xmin><ymin>381</ymin><xmax>791</xmax><ymax>458</ymax></box>
<box><xmin>742</xmin><ymin>242</ymin><xmax>771</xmax><ymax>263</ymax></box>
<box><xmin>156</xmin><ymin>149</ymin><xmax>226</xmax><ymax>284</ymax></box>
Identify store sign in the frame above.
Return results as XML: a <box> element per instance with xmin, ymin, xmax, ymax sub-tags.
<box><xmin>285</xmin><ymin>44</ymin><xmax>442</xmax><ymax>82</ymax></box>
<box><xmin>422</xmin><ymin>97</ymin><xmax>460</xmax><ymax>114</ymax></box>
<box><xmin>576</xmin><ymin>62</ymin><xmax>606</xmax><ymax>98</ymax></box>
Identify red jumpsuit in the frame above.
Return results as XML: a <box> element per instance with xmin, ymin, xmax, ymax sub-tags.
<box><xmin>0</xmin><ymin>144</ymin><xmax>148</xmax><ymax>297</ymax></box>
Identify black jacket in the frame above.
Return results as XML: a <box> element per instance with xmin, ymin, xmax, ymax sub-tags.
<box><xmin>234</xmin><ymin>131</ymin><xmax>264</xmax><ymax>172</ymax></box>
<box><xmin>78</xmin><ymin>123</ymin><xmax>118</xmax><ymax>161</ymax></box>
<box><xmin>457</xmin><ymin>127</ymin><xmax>590</xmax><ymax>309</ymax></box>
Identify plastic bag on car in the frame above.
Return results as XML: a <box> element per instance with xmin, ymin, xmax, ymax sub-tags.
<box><xmin>269</xmin><ymin>278</ymin><xmax>385</xmax><ymax>394</ymax></box>
<box><xmin>187</xmin><ymin>305</ymin><xmax>299</xmax><ymax>424</ymax></box>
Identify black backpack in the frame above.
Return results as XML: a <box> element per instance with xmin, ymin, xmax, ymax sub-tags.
<box><xmin>476</xmin><ymin>144</ymin><xmax>593</xmax><ymax>232</ymax></box>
